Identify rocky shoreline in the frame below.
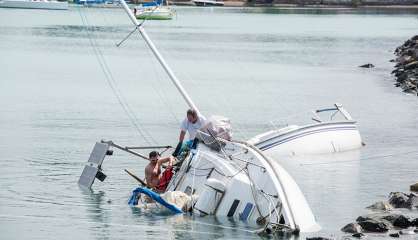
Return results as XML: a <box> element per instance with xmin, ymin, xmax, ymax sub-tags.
<box><xmin>391</xmin><ymin>35</ymin><xmax>418</xmax><ymax>96</ymax></box>
<box><xmin>339</xmin><ymin>190</ymin><xmax>418</xmax><ymax>238</ymax></box>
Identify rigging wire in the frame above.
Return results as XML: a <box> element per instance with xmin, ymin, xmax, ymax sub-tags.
<box><xmin>77</xmin><ymin>6</ymin><xmax>157</xmax><ymax>145</ymax></box>
<box><xmin>149</xmin><ymin>38</ymin><xmax>252</xmax><ymax>140</ymax></box>
<box><xmin>138</xmin><ymin>31</ymin><xmax>181</xmax><ymax>124</ymax></box>
<box><xmin>299</xmin><ymin>149</ymin><xmax>418</xmax><ymax>166</ymax></box>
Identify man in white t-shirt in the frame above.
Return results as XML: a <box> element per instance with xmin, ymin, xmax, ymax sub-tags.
<box><xmin>179</xmin><ymin>109</ymin><xmax>206</xmax><ymax>142</ymax></box>
<box><xmin>173</xmin><ymin>109</ymin><xmax>206</xmax><ymax>156</ymax></box>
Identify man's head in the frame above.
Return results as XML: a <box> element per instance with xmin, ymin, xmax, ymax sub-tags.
<box><xmin>149</xmin><ymin>151</ymin><xmax>160</xmax><ymax>163</ymax></box>
<box><xmin>186</xmin><ymin>109</ymin><xmax>198</xmax><ymax>124</ymax></box>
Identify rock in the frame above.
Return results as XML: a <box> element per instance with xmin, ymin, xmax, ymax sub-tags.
<box><xmin>389</xmin><ymin>192</ymin><xmax>410</xmax><ymax>208</ymax></box>
<box><xmin>356</xmin><ymin>215</ymin><xmax>373</xmax><ymax>222</ymax></box>
<box><xmin>397</xmin><ymin>55</ymin><xmax>413</xmax><ymax>65</ymax></box>
<box><xmin>358</xmin><ymin>219</ymin><xmax>390</xmax><ymax>233</ymax></box>
<box><xmin>382</xmin><ymin>214</ymin><xmax>411</xmax><ymax>228</ymax></box>
<box><xmin>404</xmin><ymin>61</ymin><xmax>418</xmax><ymax>70</ymax></box>
<box><xmin>411</xmin><ymin>183</ymin><xmax>418</xmax><ymax>192</ymax></box>
<box><xmin>359</xmin><ymin>63</ymin><xmax>375</xmax><ymax>68</ymax></box>
<box><xmin>411</xmin><ymin>218</ymin><xmax>418</xmax><ymax>227</ymax></box>
<box><xmin>414</xmin><ymin>228</ymin><xmax>418</xmax><ymax>233</ymax></box>
<box><xmin>352</xmin><ymin>233</ymin><xmax>365</xmax><ymax>238</ymax></box>
<box><xmin>341</xmin><ymin>223</ymin><xmax>363</xmax><ymax>233</ymax></box>
<box><xmin>389</xmin><ymin>232</ymin><xmax>400</xmax><ymax>238</ymax></box>
<box><xmin>367</xmin><ymin>201</ymin><xmax>393</xmax><ymax>211</ymax></box>
<box><xmin>406</xmin><ymin>193</ymin><xmax>418</xmax><ymax>209</ymax></box>
<box><xmin>306</xmin><ymin>237</ymin><xmax>333</xmax><ymax>240</ymax></box>
<box><xmin>393</xmin><ymin>216</ymin><xmax>411</xmax><ymax>228</ymax></box>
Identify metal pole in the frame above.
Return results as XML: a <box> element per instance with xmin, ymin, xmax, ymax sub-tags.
<box><xmin>119</xmin><ymin>0</ymin><xmax>201</xmax><ymax>116</ymax></box>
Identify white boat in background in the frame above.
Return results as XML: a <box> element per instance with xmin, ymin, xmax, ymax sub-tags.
<box><xmin>0</xmin><ymin>0</ymin><xmax>68</xmax><ymax>10</ymax></box>
<box><xmin>134</xmin><ymin>5</ymin><xmax>174</xmax><ymax>20</ymax></box>
<box><xmin>248</xmin><ymin>103</ymin><xmax>363</xmax><ymax>157</ymax></box>
<box><xmin>192</xmin><ymin>0</ymin><xmax>224</xmax><ymax>6</ymax></box>
<box><xmin>134</xmin><ymin>0</ymin><xmax>174</xmax><ymax>20</ymax></box>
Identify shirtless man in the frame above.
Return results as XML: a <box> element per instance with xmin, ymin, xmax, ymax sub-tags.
<box><xmin>145</xmin><ymin>151</ymin><xmax>175</xmax><ymax>191</ymax></box>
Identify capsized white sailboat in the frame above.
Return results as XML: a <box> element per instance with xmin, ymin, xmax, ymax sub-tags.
<box><xmin>165</xmin><ymin>135</ymin><xmax>320</xmax><ymax>233</ymax></box>
<box><xmin>78</xmin><ymin>1</ymin><xmax>321</xmax><ymax>235</ymax></box>
<box><xmin>249</xmin><ymin>103</ymin><xmax>363</xmax><ymax>157</ymax></box>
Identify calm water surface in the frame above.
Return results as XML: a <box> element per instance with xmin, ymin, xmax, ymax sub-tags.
<box><xmin>1</xmin><ymin>5</ymin><xmax>418</xmax><ymax>240</ymax></box>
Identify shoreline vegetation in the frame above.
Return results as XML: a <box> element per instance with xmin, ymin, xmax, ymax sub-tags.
<box><xmin>68</xmin><ymin>0</ymin><xmax>418</xmax><ymax>8</ymax></box>
<box><xmin>170</xmin><ymin>1</ymin><xmax>418</xmax><ymax>7</ymax></box>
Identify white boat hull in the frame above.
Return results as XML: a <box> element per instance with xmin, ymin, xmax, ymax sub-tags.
<box><xmin>165</xmin><ymin>140</ymin><xmax>320</xmax><ymax>233</ymax></box>
<box><xmin>192</xmin><ymin>0</ymin><xmax>224</xmax><ymax>6</ymax></box>
<box><xmin>0</xmin><ymin>0</ymin><xmax>68</xmax><ymax>10</ymax></box>
<box><xmin>249</xmin><ymin>121</ymin><xmax>362</xmax><ymax>157</ymax></box>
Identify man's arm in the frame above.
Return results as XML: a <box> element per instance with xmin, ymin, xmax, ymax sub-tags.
<box><xmin>179</xmin><ymin>130</ymin><xmax>186</xmax><ymax>143</ymax></box>
<box><xmin>157</xmin><ymin>156</ymin><xmax>175</xmax><ymax>168</ymax></box>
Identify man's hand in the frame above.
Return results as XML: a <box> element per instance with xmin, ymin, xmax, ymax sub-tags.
<box><xmin>168</xmin><ymin>156</ymin><xmax>174</xmax><ymax>168</ymax></box>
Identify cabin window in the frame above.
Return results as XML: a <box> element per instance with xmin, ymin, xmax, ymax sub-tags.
<box><xmin>227</xmin><ymin>199</ymin><xmax>240</xmax><ymax>217</ymax></box>
<box><xmin>239</xmin><ymin>202</ymin><xmax>254</xmax><ymax>221</ymax></box>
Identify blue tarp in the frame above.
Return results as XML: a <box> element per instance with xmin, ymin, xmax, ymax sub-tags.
<box><xmin>128</xmin><ymin>187</ymin><xmax>183</xmax><ymax>214</ymax></box>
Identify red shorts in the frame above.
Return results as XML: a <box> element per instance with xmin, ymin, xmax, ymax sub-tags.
<box><xmin>156</xmin><ymin>167</ymin><xmax>173</xmax><ymax>192</ymax></box>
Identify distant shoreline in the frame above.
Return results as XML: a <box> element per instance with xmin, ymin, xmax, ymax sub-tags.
<box><xmin>169</xmin><ymin>0</ymin><xmax>418</xmax><ymax>8</ymax></box>
<box><xmin>70</xmin><ymin>1</ymin><xmax>418</xmax><ymax>9</ymax></box>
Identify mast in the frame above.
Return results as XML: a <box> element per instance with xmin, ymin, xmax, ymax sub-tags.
<box><xmin>119</xmin><ymin>0</ymin><xmax>200</xmax><ymax>116</ymax></box>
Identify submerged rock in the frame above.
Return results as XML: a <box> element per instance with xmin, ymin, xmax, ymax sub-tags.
<box><xmin>356</xmin><ymin>215</ymin><xmax>374</xmax><ymax>222</ymax></box>
<box><xmin>359</xmin><ymin>63</ymin><xmax>375</xmax><ymax>68</ymax></box>
<box><xmin>358</xmin><ymin>219</ymin><xmax>390</xmax><ymax>233</ymax></box>
<box><xmin>389</xmin><ymin>232</ymin><xmax>400</xmax><ymax>238</ymax></box>
<box><xmin>306</xmin><ymin>237</ymin><xmax>334</xmax><ymax>240</ymax></box>
<box><xmin>367</xmin><ymin>201</ymin><xmax>393</xmax><ymax>211</ymax></box>
<box><xmin>341</xmin><ymin>223</ymin><xmax>363</xmax><ymax>233</ymax></box>
<box><xmin>352</xmin><ymin>233</ymin><xmax>365</xmax><ymax>238</ymax></box>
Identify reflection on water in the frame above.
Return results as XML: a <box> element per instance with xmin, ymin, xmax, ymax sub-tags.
<box><xmin>1</xmin><ymin>5</ymin><xmax>418</xmax><ymax>240</ymax></box>
<box><xmin>81</xmin><ymin>188</ymin><xmax>111</xmax><ymax>240</ymax></box>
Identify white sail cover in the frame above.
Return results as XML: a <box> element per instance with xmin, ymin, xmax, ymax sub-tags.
<box><xmin>200</xmin><ymin>115</ymin><xmax>232</xmax><ymax>140</ymax></box>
